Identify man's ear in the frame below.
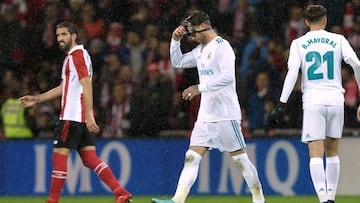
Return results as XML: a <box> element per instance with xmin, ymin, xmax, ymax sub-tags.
<box><xmin>322</xmin><ymin>16</ymin><xmax>327</xmax><ymax>26</ymax></box>
<box><xmin>305</xmin><ymin>19</ymin><xmax>310</xmax><ymax>27</ymax></box>
<box><xmin>72</xmin><ymin>33</ymin><xmax>78</xmax><ymax>43</ymax></box>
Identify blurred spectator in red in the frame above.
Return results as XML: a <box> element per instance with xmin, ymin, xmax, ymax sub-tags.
<box><xmin>98</xmin><ymin>53</ymin><xmax>122</xmax><ymax>109</ymax></box>
<box><xmin>347</xmin><ymin>21</ymin><xmax>360</xmax><ymax>54</ymax></box>
<box><xmin>116</xmin><ymin>64</ymin><xmax>135</xmax><ymax>97</ymax></box>
<box><xmin>102</xmin><ymin>22</ymin><xmax>130</xmax><ymax>65</ymax></box>
<box><xmin>0</xmin><ymin>0</ymin><xmax>27</xmax><ymax>27</ymax></box>
<box><xmin>343</xmin><ymin>0</ymin><xmax>360</xmax><ymax>36</ymax></box>
<box><xmin>102</xmin><ymin>82</ymin><xmax>131</xmax><ymax>138</ymax></box>
<box><xmin>342</xmin><ymin>63</ymin><xmax>360</xmax><ymax>127</ymax></box>
<box><xmin>0</xmin><ymin>4</ymin><xmax>27</xmax><ymax>71</ymax></box>
<box><xmin>285</xmin><ymin>5</ymin><xmax>307</xmax><ymax>45</ymax></box>
<box><xmin>232</xmin><ymin>0</ymin><xmax>258</xmax><ymax>44</ymax></box>
<box><xmin>81</xmin><ymin>2</ymin><xmax>105</xmax><ymax>40</ymax></box>
<box><xmin>63</xmin><ymin>0</ymin><xmax>84</xmax><ymax>26</ymax></box>
<box><xmin>32</xmin><ymin>2</ymin><xmax>63</xmax><ymax>64</ymax></box>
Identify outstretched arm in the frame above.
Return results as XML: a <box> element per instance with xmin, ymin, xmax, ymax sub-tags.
<box><xmin>19</xmin><ymin>84</ymin><xmax>63</xmax><ymax>107</ymax></box>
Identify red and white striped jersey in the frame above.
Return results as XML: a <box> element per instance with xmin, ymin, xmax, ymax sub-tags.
<box><xmin>60</xmin><ymin>45</ymin><xmax>93</xmax><ymax>123</ymax></box>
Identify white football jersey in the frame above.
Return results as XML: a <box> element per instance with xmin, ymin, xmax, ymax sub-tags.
<box><xmin>170</xmin><ymin>36</ymin><xmax>241</xmax><ymax>122</ymax></box>
<box><xmin>280</xmin><ymin>30</ymin><xmax>360</xmax><ymax>108</ymax></box>
<box><xmin>60</xmin><ymin>45</ymin><xmax>93</xmax><ymax>122</ymax></box>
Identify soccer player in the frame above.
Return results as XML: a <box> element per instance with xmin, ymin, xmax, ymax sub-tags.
<box><xmin>19</xmin><ymin>22</ymin><xmax>132</xmax><ymax>203</ymax></box>
<box><xmin>151</xmin><ymin>10</ymin><xmax>266</xmax><ymax>203</ymax></box>
<box><xmin>269</xmin><ymin>5</ymin><xmax>360</xmax><ymax>203</ymax></box>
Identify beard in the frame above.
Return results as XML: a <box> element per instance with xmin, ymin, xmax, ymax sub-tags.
<box><xmin>58</xmin><ymin>40</ymin><xmax>72</xmax><ymax>53</ymax></box>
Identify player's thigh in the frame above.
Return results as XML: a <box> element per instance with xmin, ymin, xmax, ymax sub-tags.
<box><xmin>302</xmin><ymin>105</ymin><xmax>326</xmax><ymax>143</ymax></box>
<box><xmin>217</xmin><ymin>120</ymin><xmax>246</xmax><ymax>152</ymax></box>
<box><xmin>190</xmin><ymin>120</ymin><xmax>246</xmax><ymax>152</ymax></box>
<box><xmin>190</xmin><ymin>121</ymin><xmax>211</xmax><ymax>148</ymax></box>
<box><xmin>325</xmin><ymin>105</ymin><xmax>343</xmax><ymax>139</ymax></box>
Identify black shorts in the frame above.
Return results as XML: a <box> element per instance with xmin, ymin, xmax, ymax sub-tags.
<box><xmin>53</xmin><ymin>120</ymin><xmax>96</xmax><ymax>149</ymax></box>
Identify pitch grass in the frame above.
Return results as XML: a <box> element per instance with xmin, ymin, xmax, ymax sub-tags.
<box><xmin>0</xmin><ymin>195</ymin><xmax>359</xmax><ymax>203</ymax></box>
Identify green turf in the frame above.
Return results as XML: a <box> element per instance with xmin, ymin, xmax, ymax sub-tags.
<box><xmin>0</xmin><ymin>195</ymin><xmax>359</xmax><ymax>203</ymax></box>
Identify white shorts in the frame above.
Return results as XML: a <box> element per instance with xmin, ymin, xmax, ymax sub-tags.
<box><xmin>190</xmin><ymin>120</ymin><xmax>246</xmax><ymax>152</ymax></box>
<box><xmin>302</xmin><ymin>104</ymin><xmax>343</xmax><ymax>143</ymax></box>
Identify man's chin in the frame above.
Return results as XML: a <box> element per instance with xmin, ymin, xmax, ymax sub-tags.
<box><xmin>59</xmin><ymin>46</ymin><xmax>68</xmax><ymax>52</ymax></box>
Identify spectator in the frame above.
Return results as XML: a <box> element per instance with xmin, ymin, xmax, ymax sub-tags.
<box><xmin>343</xmin><ymin>0</ymin><xmax>360</xmax><ymax>36</ymax></box>
<box><xmin>247</xmin><ymin>71</ymin><xmax>274</xmax><ymax>131</ymax></box>
<box><xmin>285</xmin><ymin>5</ymin><xmax>307</xmax><ymax>45</ymax></box>
<box><xmin>116</xmin><ymin>64</ymin><xmax>135</xmax><ymax>97</ymax></box>
<box><xmin>158</xmin><ymin>39</ymin><xmax>184</xmax><ymax>91</ymax></box>
<box><xmin>0</xmin><ymin>69</ymin><xmax>17</xmax><ymax>106</ymax></box>
<box><xmin>342</xmin><ymin>63</ymin><xmax>360</xmax><ymax>127</ymax></box>
<box><xmin>142</xmin><ymin>35</ymin><xmax>160</xmax><ymax>71</ymax></box>
<box><xmin>98</xmin><ymin>53</ymin><xmax>123</xmax><ymax>114</ymax></box>
<box><xmin>33</xmin><ymin>2</ymin><xmax>63</xmax><ymax>64</ymax></box>
<box><xmin>125</xmin><ymin>29</ymin><xmax>146</xmax><ymax>83</ymax></box>
<box><xmin>0</xmin><ymin>4</ymin><xmax>27</xmax><ymax>73</ymax></box>
<box><xmin>102</xmin><ymin>22</ymin><xmax>130</xmax><ymax>64</ymax></box>
<box><xmin>239</xmin><ymin>27</ymin><xmax>268</xmax><ymax>81</ymax></box>
<box><xmin>128</xmin><ymin>62</ymin><xmax>173</xmax><ymax>137</ymax></box>
<box><xmin>102</xmin><ymin>82</ymin><xmax>131</xmax><ymax>138</ymax></box>
<box><xmin>63</xmin><ymin>0</ymin><xmax>84</xmax><ymax>26</ymax></box>
<box><xmin>0</xmin><ymin>81</ymin><xmax>35</xmax><ymax>139</ymax></box>
<box><xmin>33</xmin><ymin>72</ymin><xmax>58</xmax><ymax>138</ymax></box>
<box><xmin>0</xmin><ymin>0</ymin><xmax>28</xmax><ymax>27</ymax></box>
<box><xmin>81</xmin><ymin>2</ymin><xmax>105</xmax><ymax>40</ymax></box>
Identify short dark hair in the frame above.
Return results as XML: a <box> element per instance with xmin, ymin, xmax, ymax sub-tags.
<box><xmin>56</xmin><ymin>22</ymin><xmax>78</xmax><ymax>35</ymax></box>
<box><xmin>304</xmin><ymin>5</ymin><xmax>327</xmax><ymax>23</ymax></box>
<box><xmin>184</xmin><ymin>10</ymin><xmax>211</xmax><ymax>26</ymax></box>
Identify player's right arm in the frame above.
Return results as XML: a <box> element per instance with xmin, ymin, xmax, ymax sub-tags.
<box><xmin>170</xmin><ymin>26</ymin><xmax>197</xmax><ymax>69</ymax></box>
<box><xmin>341</xmin><ymin>36</ymin><xmax>360</xmax><ymax>121</ymax></box>
<box><xmin>341</xmin><ymin>36</ymin><xmax>360</xmax><ymax>89</ymax></box>
<box><xmin>19</xmin><ymin>83</ymin><xmax>63</xmax><ymax>108</ymax></box>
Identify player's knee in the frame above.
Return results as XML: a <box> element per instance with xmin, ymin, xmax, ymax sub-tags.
<box><xmin>81</xmin><ymin>158</ymin><xmax>91</xmax><ymax>168</ymax></box>
<box><xmin>232</xmin><ymin>153</ymin><xmax>253</xmax><ymax>171</ymax></box>
<box><xmin>184</xmin><ymin>150</ymin><xmax>202</xmax><ymax>166</ymax></box>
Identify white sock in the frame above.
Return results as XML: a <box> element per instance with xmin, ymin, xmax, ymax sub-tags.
<box><xmin>310</xmin><ymin>157</ymin><xmax>327</xmax><ymax>202</ymax></box>
<box><xmin>232</xmin><ymin>153</ymin><xmax>265</xmax><ymax>202</ymax></box>
<box><xmin>172</xmin><ymin>150</ymin><xmax>202</xmax><ymax>203</ymax></box>
<box><xmin>326</xmin><ymin>156</ymin><xmax>339</xmax><ymax>201</ymax></box>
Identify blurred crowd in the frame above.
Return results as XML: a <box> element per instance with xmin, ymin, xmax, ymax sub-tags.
<box><xmin>1</xmin><ymin>0</ymin><xmax>360</xmax><ymax>140</ymax></box>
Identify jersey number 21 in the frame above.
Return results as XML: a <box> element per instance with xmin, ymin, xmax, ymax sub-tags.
<box><xmin>306</xmin><ymin>51</ymin><xmax>334</xmax><ymax>80</ymax></box>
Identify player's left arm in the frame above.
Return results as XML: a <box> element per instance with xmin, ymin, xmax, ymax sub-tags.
<box><xmin>80</xmin><ymin>77</ymin><xmax>100</xmax><ymax>134</ymax></box>
<box><xmin>73</xmin><ymin>50</ymin><xmax>100</xmax><ymax>134</ymax></box>
<box><xmin>341</xmin><ymin>36</ymin><xmax>360</xmax><ymax>121</ymax></box>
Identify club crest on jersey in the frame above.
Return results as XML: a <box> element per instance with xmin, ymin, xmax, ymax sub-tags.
<box><xmin>207</xmin><ymin>52</ymin><xmax>211</xmax><ymax>60</ymax></box>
